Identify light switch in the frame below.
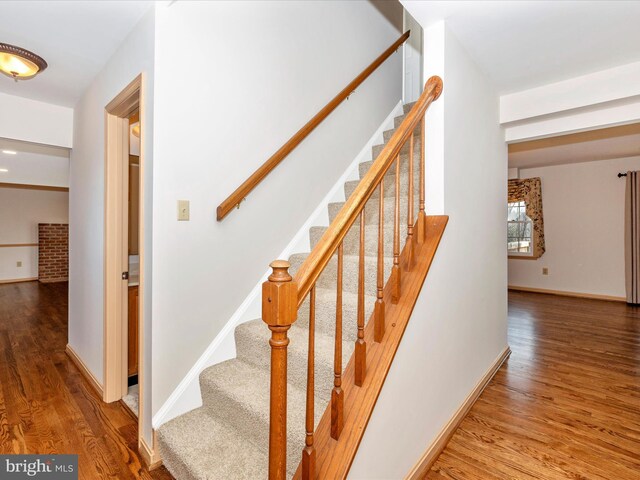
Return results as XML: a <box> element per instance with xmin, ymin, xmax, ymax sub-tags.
<box><xmin>177</xmin><ymin>200</ymin><xmax>190</xmax><ymax>221</ymax></box>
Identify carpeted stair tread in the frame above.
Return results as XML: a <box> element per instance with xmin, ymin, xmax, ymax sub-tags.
<box><xmin>199</xmin><ymin>358</ymin><xmax>321</xmax><ymax>475</ymax></box>
<box><xmin>403</xmin><ymin>101</ymin><xmax>416</xmax><ymax>114</ymax></box>
<box><xmin>296</xmin><ymin>286</ymin><xmax>376</xmax><ymax>341</ymax></box>
<box><xmin>157</xmin><ymin>407</ymin><xmax>269</xmax><ymax>480</ymax></box>
<box><xmin>235</xmin><ymin>319</ymin><xmax>353</xmax><ymax>400</ymax></box>
<box><xmin>310</xmin><ymin>222</ymin><xmax>408</xmax><ymax>257</ymax></box>
<box><xmin>288</xmin><ymin>252</ymin><xmax>394</xmax><ymax>297</ymax></box>
<box><xmin>328</xmin><ymin>195</ymin><xmax>419</xmax><ymax>226</ymax></box>
<box><xmin>358</xmin><ymin>148</ymin><xmax>421</xmax><ymax>179</ymax></box>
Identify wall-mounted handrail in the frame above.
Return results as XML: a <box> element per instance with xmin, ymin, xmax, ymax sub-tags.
<box><xmin>216</xmin><ymin>30</ymin><xmax>411</xmax><ymax>221</ymax></box>
<box><xmin>293</xmin><ymin>76</ymin><xmax>443</xmax><ymax>306</ymax></box>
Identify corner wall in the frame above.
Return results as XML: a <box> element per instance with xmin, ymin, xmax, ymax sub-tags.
<box><xmin>509</xmin><ymin>156</ymin><xmax>640</xmax><ymax>298</ymax></box>
<box><xmin>151</xmin><ymin>0</ymin><xmax>403</xmax><ymax>416</ymax></box>
<box><xmin>349</xmin><ymin>21</ymin><xmax>508</xmax><ymax>479</ymax></box>
<box><xmin>68</xmin><ymin>6</ymin><xmax>155</xmax><ymax>444</ymax></box>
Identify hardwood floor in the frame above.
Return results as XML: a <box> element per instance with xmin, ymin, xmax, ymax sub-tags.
<box><xmin>427</xmin><ymin>291</ymin><xmax>640</xmax><ymax>479</ymax></box>
<box><xmin>0</xmin><ymin>281</ymin><xmax>173</xmax><ymax>480</ymax></box>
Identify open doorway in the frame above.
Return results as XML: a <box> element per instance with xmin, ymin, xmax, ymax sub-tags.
<box><xmin>103</xmin><ymin>75</ymin><xmax>146</xmax><ymax>447</ymax></box>
<box><xmin>507</xmin><ymin>123</ymin><xmax>640</xmax><ymax>302</ymax></box>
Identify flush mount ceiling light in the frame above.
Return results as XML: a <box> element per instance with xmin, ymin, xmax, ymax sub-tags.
<box><xmin>0</xmin><ymin>168</ymin><xmax>8</xmax><ymax>172</ymax></box>
<box><xmin>0</xmin><ymin>43</ymin><xmax>47</xmax><ymax>81</ymax></box>
<box><xmin>2</xmin><ymin>150</ymin><xmax>17</xmax><ymax>155</ymax></box>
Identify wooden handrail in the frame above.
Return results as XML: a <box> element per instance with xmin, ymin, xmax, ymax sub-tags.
<box><xmin>216</xmin><ymin>30</ymin><xmax>411</xmax><ymax>221</ymax></box>
<box><xmin>293</xmin><ymin>76</ymin><xmax>443</xmax><ymax>306</ymax></box>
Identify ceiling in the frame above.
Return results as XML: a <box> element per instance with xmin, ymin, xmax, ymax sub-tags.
<box><xmin>0</xmin><ymin>138</ymin><xmax>70</xmax><ymax>187</ymax></box>
<box><xmin>508</xmin><ymin>123</ymin><xmax>640</xmax><ymax>170</ymax></box>
<box><xmin>0</xmin><ymin>1</ymin><xmax>152</xmax><ymax>107</ymax></box>
<box><xmin>404</xmin><ymin>1</ymin><xmax>640</xmax><ymax>94</ymax></box>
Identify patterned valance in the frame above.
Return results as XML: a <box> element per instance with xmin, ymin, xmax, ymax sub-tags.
<box><xmin>508</xmin><ymin>177</ymin><xmax>545</xmax><ymax>257</ymax></box>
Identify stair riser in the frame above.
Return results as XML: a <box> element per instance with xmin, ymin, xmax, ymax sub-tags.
<box><xmin>290</xmin><ymin>252</ymin><xmax>394</xmax><ymax>297</ymax></box>
<box><xmin>200</xmin><ymin>380</ymin><xmax>317</xmax><ymax>475</ymax></box>
<box><xmin>371</xmin><ymin>138</ymin><xmax>421</xmax><ymax>160</ymax></box>
<box><xmin>344</xmin><ymin>174</ymin><xmax>420</xmax><ymax>202</ymax></box>
<box><xmin>358</xmin><ymin>145</ymin><xmax>420</xmax><ymax>178</ymax></box>
<box><xmin>329</xmin><ymin>195</ymin><xmax>420</xmax><ymax>227</ymax></box>
<box><xmin>310</xmin><ymin>223</ymin><xmax>408</xmax><ymax>257</ymax></box>
<box><xmin>383</xmin><ymin>125</ymin><xmax>421</xmax><ymax>143</ymax></box>
<box><xmin>295</xmin><ymin>290</ymin><xmax>375</xmax><ymax>342</ymax></box>
<box><xmin>234</xmin><ymin>325</ymin><xmax>352</xmax><ymax>400</ymax></box>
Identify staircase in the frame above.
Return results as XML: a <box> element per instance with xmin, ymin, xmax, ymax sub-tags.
<box><xmin>157</xmin><ymin>103</ymin><xmax>425</xmax><ymax>479</ymax></box>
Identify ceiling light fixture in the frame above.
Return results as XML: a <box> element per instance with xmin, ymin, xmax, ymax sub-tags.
<box><xmin>0</xmin><ymin>43</ymin><xmax>47</xmax><ymax>81</ymax></box>
<box><xmin>2</xmin><ymin>150</ymin><xmax>17</xmax><ymax>155</ymax></box>
<box><xmin>0</xmin><ymin>168</ymin><xmax>8</xmax><ymax>172</ymax></box>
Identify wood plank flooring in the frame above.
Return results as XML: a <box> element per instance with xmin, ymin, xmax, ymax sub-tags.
<box><xmin>0</xmin><ymin>281</ymin><xmax>173</xmax><ymax>480</ymax></box>
<box><xmin>3</xmin><ymin>282</ymin><xmax>638</xmax><ymax>479</ymax></box>
<box><xmin>427</xmin><ymin>291</ymin><xmax>640</xmax><ymax>479</ymax></box>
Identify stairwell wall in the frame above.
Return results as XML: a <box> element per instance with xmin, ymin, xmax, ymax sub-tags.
<box><xmin>349</xmin><ymin>21</ymin><xmax>508</xmax><ymax>478</ymax></box>
<box><xmin>151</xmin><ymin>1</ymin><xmax>403</xmax><ymax>417</ymax></box>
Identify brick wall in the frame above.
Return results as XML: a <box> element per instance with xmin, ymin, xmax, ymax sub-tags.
<box><xmin>38</xmin><ymin>223</ymin><xmax>69</xmax><ymax>282</ymax></box>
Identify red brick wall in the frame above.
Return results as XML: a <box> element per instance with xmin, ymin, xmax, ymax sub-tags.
<box><xmin>38</xmin><ymin>223</ymin><xmax>69</xmax><ymax>282</ymax></box>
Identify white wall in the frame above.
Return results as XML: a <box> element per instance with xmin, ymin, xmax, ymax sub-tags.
<box><xmin>68</xmin><ymin>6</ymin><xmax>155</xmax><ymax>444</ymax></box>
<box><xmin>0</xmin><ymin>188</ymin><xmax>68</xmax><ymax>282</ymax></box>
<box><xmin>349</xmin><ymin>21</ymin><xmax>508</xmax><ymax>479</ymax></box>
<box><xmin>152</xmin><ymin>0</ymin><xmax>403</xmax><ymax>415</ymax></box>
<box><xmin>0</xmin><ymin>93</ymin><xmax>73</xmax><ymax>148</ymax></box>
<box><xmin>508</xmin><ymin>156</ymin><xmax>640</xmax><ymax>298</ymax></box>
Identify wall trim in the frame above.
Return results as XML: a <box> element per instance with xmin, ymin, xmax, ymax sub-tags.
<box><xmin>0</xmin><ymin>182</ymin><xmax>69</xmax><ymax>192</ymax></box>
<box><xmin>65</xmin><ymin>344</ymin><xmax>104</xmax><ymax>398</ymax></box>
<box><xmin>0</xmin><ymin>277</ymin><xmax>38</xmax><ymax>284</ymax></box>
<box><xmin>405</xmin><ymin>346</ymin><xmax>511</xmax><ymax>480</ymax></box>
<box><xmin>508</xmin><ymin>285</ymin><xmax>626</xmax><ymax>302</ymax></box>
<box><xmin>152</xmin><ymin>100</ymin><xmax>405</xmax><ymax>429</ymax></box>
<box><xmin>0</xmin><ymin>243</ymin><xmax>38</xmax><ymax>248</ymax></box>
<box><xmin>139</xmin><ymin>430</ymin><xmax>162</xmax><ymax>470</ymax></box>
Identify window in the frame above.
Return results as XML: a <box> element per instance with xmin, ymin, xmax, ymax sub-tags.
<box><xmin>508</xmin><ymin>201</ymin><xmax>533</xmax><ymax>255</ymax></box>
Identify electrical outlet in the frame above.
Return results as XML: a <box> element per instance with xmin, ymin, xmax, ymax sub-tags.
<box><xmin>542</xmin><ymin>267</ymin><xmax>549</xmax><ymax>275</ymax></box>
<box><xmin>16</xmin><ymin>261</ymin><xmax>22</xmax><ymax>267</ymax></box>
<box><xmin>177</xmin><ymin>200</ymin><xmax>190</xmax><ymax>221</ymax></box>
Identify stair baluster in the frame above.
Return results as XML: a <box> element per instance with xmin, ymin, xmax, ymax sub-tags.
<box><xmin>354</xmin><ymin>213</ymin><xmax>366</xmax><ymax>386</ymax></box>
<box><xmin>261</xmin><ymin>261</ymin><xmax>298</xmax><ymax>480</ymax></box>
<box><xmin>301</xmin><ymin>285</ymin><xmax>316</xmax><ymax>479</ymax></box>
<box><xmin>331</xmin><ymin>243</ymin><xmax>344</xmax><ymax>439</ymax></box>
<box><xmin>418</xmin><ymin>117</ymin><xmax>427</xmax><ymax>243</ymax></box>
<box><xmin>374</xmin><ymin>180</ymin><xmax>385</xmax><ymax>343</ymax></box>
<box><xmin>406</xmin><ymin>131</ymin><xmax>415</xmax><ymax>269</ymax></box>
<box><xmin>392</xmin><ymin>154</ymin><xmax>401</xmax><ymax>304</ymax></box>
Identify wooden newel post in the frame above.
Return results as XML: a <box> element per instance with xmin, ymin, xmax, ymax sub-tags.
<box><xmin>262</xmin><ymin>260</ymin><xmax>298</xmax><ymax>480</ymax></box>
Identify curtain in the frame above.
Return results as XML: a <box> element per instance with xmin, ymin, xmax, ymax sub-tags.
<box><xmin>508</xmin><ymin>177</ymin><xmax>546</xmax><ymax>257</ymax></box>
<box><xmin>624</xmin><ymin>171</ymin><xmax>640</xmax><ymax>304</ymax></box>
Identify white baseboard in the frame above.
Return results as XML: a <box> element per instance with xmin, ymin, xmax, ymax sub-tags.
<box><xmin>152</xmin><ymin>100</ymin><xmax>404</xmax><ymax>429</ymax></box>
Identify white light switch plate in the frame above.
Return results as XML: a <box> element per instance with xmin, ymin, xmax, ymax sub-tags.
<box><xmin>177</xmin><ymin>200</ymin><xmax>190</xmax><ymax>221</ymax></box>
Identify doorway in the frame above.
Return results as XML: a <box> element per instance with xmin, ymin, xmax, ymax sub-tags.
<box><xmin>103</xmin><ymin>75</ymin><xmax>146</xmax><ymax>448</ymax></box>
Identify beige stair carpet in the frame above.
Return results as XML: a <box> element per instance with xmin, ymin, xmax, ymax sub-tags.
<box><xmin>157</xmin><ymin>103</ymin><xmax>420</xmax><ymax>479</ymax></box>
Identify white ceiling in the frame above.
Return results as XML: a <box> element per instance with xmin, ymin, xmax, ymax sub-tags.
<box><xmin>0</xmin><ymin>1</ymin><xmax>152</xmax><ymax>107</ymax></box>
<box><xmin>404</xmin><ymin>1</ymin><xmax>640</xmax><ymax>94</ymax></box>
<box><xmin>0</xmin><ymin>138</ymin><xmax>70</xmax><ymax>187</ymax></box>
<box><xmin>508</xmin><ymin>124</ymin><xmax>640</xmax><ymax>170</ymax></box>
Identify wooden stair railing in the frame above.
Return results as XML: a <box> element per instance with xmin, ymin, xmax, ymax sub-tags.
<box><xmin>262</xmin><ymin>76</ymin><xmax>443</xmax><ymax>480</ymax></box>
<box><xmin>216</xmin><ymin>30</ymin><xmax>411</xmax><ymax>221</ymax></box>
